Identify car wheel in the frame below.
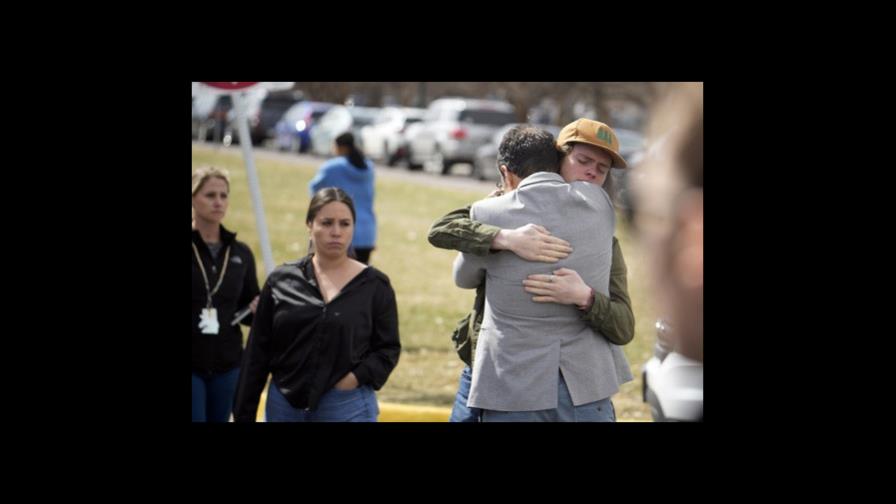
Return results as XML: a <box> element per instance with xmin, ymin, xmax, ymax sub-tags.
<box><xmin>406</xmin><ymin>146</ymin><xmax>423</xmax><ymax>171</ymax></box>
<box><xmin>434</xmin><ymin>149</ymin><xmax>451</xmax><ymax>175</ymax></box>
<box><xmin>382</xmin><ymin>141</ymin><xmax>391</xmax><ymax>165</ymax></box>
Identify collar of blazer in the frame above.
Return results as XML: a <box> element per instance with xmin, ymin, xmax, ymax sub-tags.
<box><xmin>516</xmin><ymin>171</ymin><xmax>564</xmax><ymax>189</ymax></box>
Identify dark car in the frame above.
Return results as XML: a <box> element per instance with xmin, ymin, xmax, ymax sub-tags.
<box><xmin>229</xmin><ymin>90</ymin><xmax>304</xmax><ymax>146</ymax></box>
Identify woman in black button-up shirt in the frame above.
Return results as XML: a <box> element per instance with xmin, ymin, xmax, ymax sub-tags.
<box><xmin>233</xmin><ymin>187</ymin><xmax>401</xmax><ymax>422</ymax></box>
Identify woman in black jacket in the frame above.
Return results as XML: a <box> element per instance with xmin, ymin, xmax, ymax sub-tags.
<box><xmin>233</xmin><ymin>187</ymin><xmax>400</xmax><ymax>422</ymax></box>
<box><xmin>192</xmin><ymin>166</ymin><xmax>260</xmax><ymax>422</ymax></box>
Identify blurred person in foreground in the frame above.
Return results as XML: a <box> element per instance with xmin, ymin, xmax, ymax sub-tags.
<box><xmin>634</xmin><ymin>83</ymin><xmax>703</xmax><ymax>421</ymax></box>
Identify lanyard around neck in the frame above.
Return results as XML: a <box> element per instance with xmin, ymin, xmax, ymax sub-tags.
<box><xmin>193</xmin><ymin>242</ymin><xmax>231</xmax><ymax>308</ymax></box>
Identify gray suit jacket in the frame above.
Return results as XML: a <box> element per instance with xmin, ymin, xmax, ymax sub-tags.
<box><xmin>453</xmin><ymin>171</ymin><xmax>633</xmax><ymax>411</ymax></box>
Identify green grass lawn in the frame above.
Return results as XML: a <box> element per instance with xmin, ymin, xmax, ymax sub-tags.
<box><xmin>192</xmin><ymin>145</ymin><xmax>658</xmax><ymax>420</ymax></box>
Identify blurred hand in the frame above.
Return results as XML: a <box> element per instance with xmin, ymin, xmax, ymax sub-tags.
<box><xmin>523</xmin><ymin>268</ymin><xmax>592</xmax><ymax>305</ymax></box>
<box><xmin>493</xmin><ymin>224</ymin><xmax>572</xmax><ymax>263</ymax></box>
<box><xmin>333</xmin><ymin>371</ymin><xmax>359</xmax><ymax>390</ymax></box>
<box><xmin>249</xmin><ymin>295</ymin><xmax>260</xmax><ymax>314</ymax></box>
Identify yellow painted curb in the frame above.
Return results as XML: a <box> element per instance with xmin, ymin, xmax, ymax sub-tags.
<box><xmin>254</xmin><ymin>391</ymin><xmax>451</xmax><ymax>422</ymax></box>
<box><xmin>254</xmin><ymin>392</ymin><xmax>648</xmax><ymax>421</ymax></box>
<box><xmin>378</xmin><ymin>402</ymin><xmax>452</xmax><ymax>422</ymax></box>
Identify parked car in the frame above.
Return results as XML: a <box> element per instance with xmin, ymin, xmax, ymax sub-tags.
<box><xmin>402</xmin><ymin>121</ymin><xmax>427</xmax><ymax>170</ymax></box>
<box><xmin>274</xmin><ymin>101</ymin><xmax>336</xmax><ymax>153</ymax></box>
<box><xmin>642</xmin><ymin>319</ymin><xmax>703</xmax><ymax>421</ymax></box>
<box><xmin>309</xmin><ymin>105</ymin><xmax>381</xmax><ymax>157</ymax></box>
<box><xmin>192</xmin><ymin>94</ymin><xmax>232</xmax><ymax>142</ymax></box>
<box><xmin>408</xmin><ymin>97</ymin><xmax>517</xmax><ymax>175</ymax></box>
<box><xmin>192</xmin><ymin>93</ymin><xmax>216</xmax><ymax>140</ymax></box>
<box><xmin>359</xmin><ymin>106</ymin><xmax>426</xmax><ymax>166</ymax></box>
<box><xmin>471</xmin><ymin>123</ymin><xmax>561</xmax><ymax>181</ymax></box>
<box><xmin>221</xmin><ymin>88</ymin><xmax>267</xmax><ymax>146</ymax></box>
<box><xmin>227</xmin><ymin>90</ymin><xmax>303</xmax><ymax>145</ymax></box>
<box><xmin>607</xmin><ymin>127</ymin><xmax>647</xmax><ymax>222</ymax></box>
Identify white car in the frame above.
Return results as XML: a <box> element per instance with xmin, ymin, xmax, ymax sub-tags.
<box><xmin>360</xmin><ymin>107</ymin><xmax>426</xmax><ymax>166</ymax></box>
<box><xmin>309</xmin><ymin>105</ymin><xmax>381</xmax><ymax>157</ymax></box>
<box><xmin>408</xmin><ymin>97</ymin><xmax>517</xmax><ymax>176</ymax></box>
<box><xmin>642</xmin><ymin>319</ymin><xmax>703</xmax><ymax>421</ymax></box>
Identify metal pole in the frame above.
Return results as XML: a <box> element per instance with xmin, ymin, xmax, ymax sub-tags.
<box><xmin>233</xmin><ymin>91</ymin><xmax>275</xmax><ymax>276</ymax></box>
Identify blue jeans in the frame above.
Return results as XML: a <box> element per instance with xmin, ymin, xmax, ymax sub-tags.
<box><xmin>265</xmin><ymin>380</ymin><xmax>379</xmax><ymax>422</ymax></box>
<box><xmin>192</xmin><ymin>366</ymin><xmax>240</xmax><ymax>422</ymax></box>
<box><xmin>481</xmin><ymin>370</ymin><xmax>616</xmax><ymax>422</ymax></box>
<box><xmin>449</xmin><ymin>366</ymin><xmax>482</xmax><ymax>422</ymax></box>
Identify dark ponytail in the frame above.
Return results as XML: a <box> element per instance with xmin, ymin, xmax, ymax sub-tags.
<box><xmin>335</xmin><ymin>132</ymin><xmax>367</xmax><ymax>170</ymax></box>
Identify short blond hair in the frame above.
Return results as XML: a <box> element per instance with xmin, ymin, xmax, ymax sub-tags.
<box><xmin>192</xmin><ymin>166</ymin><xmax>230</xmax><ymax>196</ymax></box>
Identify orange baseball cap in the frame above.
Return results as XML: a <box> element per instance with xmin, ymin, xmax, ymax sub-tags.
<box><xmin>556</xmin><ymin>118</ymin><xmax>628</xmax><ymax>168</ymax></box>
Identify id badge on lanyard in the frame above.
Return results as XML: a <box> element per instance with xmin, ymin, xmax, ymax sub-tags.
<box><xmin>194</xmin><ymin>241</ymin><xmax>229</xmax><ymax>336</ymax></box>
<box><xmin>199</xmin><ymin>305</ymin><xmax>219</xmax><ymax>335</ymax></box>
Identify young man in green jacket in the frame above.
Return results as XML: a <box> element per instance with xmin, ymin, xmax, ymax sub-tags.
<box><xmin>428</xmin><ymin>119</ymin><xmax>635</xmax><ymax>422</ymax></box>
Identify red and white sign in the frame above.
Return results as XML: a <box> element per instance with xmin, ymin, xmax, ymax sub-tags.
<box><xmin>201</xmin><ymin>82</ymin><xmax>259</xmax><ymax>90</ymax></box>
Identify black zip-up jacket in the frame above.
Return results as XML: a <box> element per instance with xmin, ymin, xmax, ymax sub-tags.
<box><xmin>192</xmin><ymin>226</ymin><xmax>260</xmax><ymax>374</ymax></box>
<box><xmin>233</xmin><ymin>255</ymin><xmax>400</xmax><ymax>421</ymax></box>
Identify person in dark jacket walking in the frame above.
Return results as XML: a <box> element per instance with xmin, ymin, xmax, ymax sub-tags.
<box><xmin>192</xmin><ymin>166</ymin><xmax>261</xmax><ymax>422</ymax></box>
<box><xmin>233</xmin><ymin>187</ymin><xmax>400</xmax><ymax>422</ymax></box>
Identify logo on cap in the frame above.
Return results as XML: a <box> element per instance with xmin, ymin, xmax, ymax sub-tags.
<box><xmin>596</xmin><ymin>127</ymin><xmax>614</xmax><ymax>146</ymax></box>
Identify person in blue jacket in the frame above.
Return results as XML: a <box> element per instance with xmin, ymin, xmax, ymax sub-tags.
<box><xmin>309</xmin><ymin>132</ymin><xmax>377</xmax><ymax>264</ymax></box>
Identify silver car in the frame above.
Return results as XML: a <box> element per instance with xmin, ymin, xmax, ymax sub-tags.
<box><xmin>472</xmin><ymin>123</ymin><xmax>561</xmax><ymax>181</ymax></box>
<box><xmin>408</xmin><ymin>97</ymin><xmax>517</xmax><ymax>176</ymax></box>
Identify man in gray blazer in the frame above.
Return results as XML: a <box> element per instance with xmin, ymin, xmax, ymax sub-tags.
<box><xmin>453</xmin><ymin>125</ymin><xmax>632</xmax><ymax>421</ymax></box>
